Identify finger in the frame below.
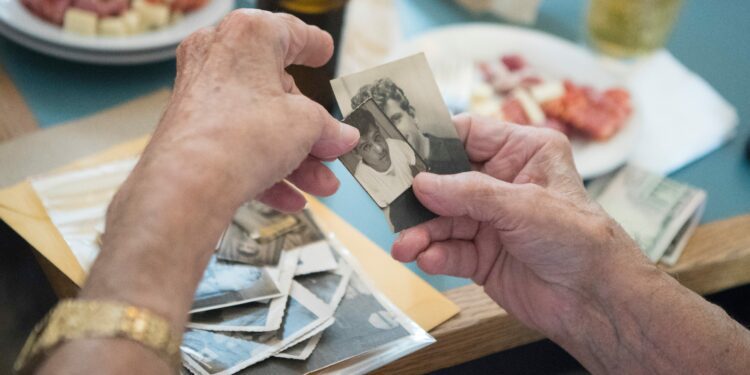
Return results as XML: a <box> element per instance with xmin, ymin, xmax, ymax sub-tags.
<box><xmin>174</xmin><ymin>26</ymin><xmax>215</xmax><ymax>95</ymax></box>
<box><xmin>305</xmin><ymin>102</ymin><xmax>360</xmax><ymax>160</ymax></box>
<box><xmin>416</xmin><ymin>240</ymin><xmax>479</xmax><ymax>278</ymax></box>
<box><xmin>451</xmin><ymin>113</ymin><xmax>514</xmax><ymax>163</ymax></box>
<box><xmin>413</xmin><ymin>171</ymin><xmax>525</xmax><ymax>228</ymax></box>
<box><xmin>256</xmin><ymin>181</ymin><xmax>307</xmax><ymax>212</ymax></box>
<box><xmin>391</xmin><ymin>225</ymin><xmax>431</xmax><ymax>263</ymax></box>
<box><xmin>286</xmin><ymin>157</ymin><xmax>340</xmax><ymax>197</ymax></box>
<box><xmin>392</xmin><ymin>216</ymin><xmax>479</xmax><ymax>262</ymax></box>
<box><xmin>274</xmin><ymin>12</ymin><xmax>334</xmax><ymax>67</ymax></box>
<box><xmin>276</xmin><ymin>95</ymin><xmax>358</xmax><ymax>164</ymax></box>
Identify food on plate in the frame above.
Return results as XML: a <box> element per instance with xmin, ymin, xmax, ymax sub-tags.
<box><xmin>63</xmin><ymin>7</ymin><xmax>97</xmax><ymax>35</ymax></box>
<box><xmin>470</xmin><ymin>54</ymin><xmax>633</xmax><ymax>141</ymax></box>
<box><xmin>20</xmin><ymin>0</ymin><xmax>209</xmax><ymax>37</ymax></box>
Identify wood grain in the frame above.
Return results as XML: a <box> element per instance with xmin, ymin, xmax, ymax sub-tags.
<box><xmin>377</xmin><ymin>215</ymin><xmax>750</xmax><ymax>374</ymax></box>
<box><xmin>0</xmin><ymin>66</ymin><xmax>38</xmax><ymax>142</ymax></box>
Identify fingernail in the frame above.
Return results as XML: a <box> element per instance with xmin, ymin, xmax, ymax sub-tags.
<box><xmin>395</xmin><ymin>230</ymin><xmax>407</xmax><ymax>243</ymax></box>
<box><xmin>340</xmin><ymin>122</ymin><xmax>359</xmax><ymax>147</ymax></box>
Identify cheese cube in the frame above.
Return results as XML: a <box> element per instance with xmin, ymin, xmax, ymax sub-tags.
<box><xmin>529</xmin><ymin>81</ymin><xmax>565</xmax><ymax>103</ymax></box>
<box><xmin>470</xmin><ymin>81</ymin><xmax>494</xmax><ymax>103</ymax></box>
<box><xmin>63</xmin><ymin>8</ymin><xmax>98</xmax><ymax>36</ymax></box>
<box><xmin>471</xmin><ymin>97</ymin><xmax>503</xmax><ymax>118</ymax></box>
<box><xmin>99</xmin><ymin>17</ymin><xmax>128</xmax><ymax>37</ymax></box>
<box><xmin>133</xmin><ymin>0</ymin><xmax>170</xmax><ymax>29</ymax></box>
<box><xmin>512</xmin><ymin>88</ymin><xmax>546</xmax><ymax>125</ymax></box>
<box><xmin>122</xmin><ymin>11</ymin><xmax>143</xmax><ymax>34</ymax></box>
<box><xmin>171</xmin><ymin>11</ymin><xmax>184</xmax><ymax>25</ymax></box>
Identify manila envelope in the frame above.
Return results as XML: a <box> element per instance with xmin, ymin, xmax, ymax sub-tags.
<box><xmin>0</xmin><ymin>91</ymin><xmax>459</xmax><ymax>331</ymax></box>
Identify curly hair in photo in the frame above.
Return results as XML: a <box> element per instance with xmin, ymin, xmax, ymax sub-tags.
<box><xmin>350</xmin><ymin>78</ymin><xmax>416</xmax><ymax>118</ymax></box>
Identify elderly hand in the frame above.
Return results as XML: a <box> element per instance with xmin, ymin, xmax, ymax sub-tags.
<box><xmin>391</xmin><ymin>114</ymin><xmax>653</xmax><ymax>338</ymax></box>
<box><xmin>130</xmin><ymin>9</ymin><xmax>358</xmax><ymax>215</ymax></box>
<box><xmin>93</xmin><ymin>10</ymin><xmax>358</xmax><ymax>332</ymax></box>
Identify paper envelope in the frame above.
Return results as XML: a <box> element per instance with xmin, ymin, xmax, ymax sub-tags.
<box><xmin>0</xmin><ymin>93</ymin><xmax>459</xmax><ymax>331</ymax></box>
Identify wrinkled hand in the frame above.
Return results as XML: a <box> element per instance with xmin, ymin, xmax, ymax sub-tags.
<box><xmin>135</xmin><ymin>9</ymin><xmax>358</xmax><ymax>214</ymax></box>
<box><xmin>392</xmin><ymin>114</ymin><xmax>650</xmax><ymax>338</ymax></box>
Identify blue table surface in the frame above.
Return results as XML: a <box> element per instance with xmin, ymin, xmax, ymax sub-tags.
<box><xmin>1</xmin><ymin>0</ymin><xmax>748</xmax><ymax>292</ymax></box>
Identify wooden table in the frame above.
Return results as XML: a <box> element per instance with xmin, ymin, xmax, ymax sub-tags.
<box><xmin>3</xmin><ymin>66</ymin><xmax>750</xmax><ymax>373</ymax></box>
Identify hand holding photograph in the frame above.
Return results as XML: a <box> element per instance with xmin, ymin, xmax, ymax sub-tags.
<box><xmin>331</xmin><ymin>53</ymin><xmax>471</xmax><ymax>175</ymax></box>
<box><xmin>331</xmin><ymin>53</ymin><xmax>473</xmax><ymax>231</ymax></box>
<box><xmin>340</xmin><ymin>99</ymin><xmax>436</xmax><ymax>231</ymax></box>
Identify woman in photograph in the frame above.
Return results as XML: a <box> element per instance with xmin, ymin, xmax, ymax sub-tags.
<box><xmin>346</xmin><ymin>106</ymin><xmax>418</xmax><ymax>208</ymax></box>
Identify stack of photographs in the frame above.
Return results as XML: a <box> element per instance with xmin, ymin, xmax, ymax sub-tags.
<box><xmin>181</xmin><ymin>201</ymin><xmax>434</xmax><ymax>375</ymax></box>
<box><xmin>29</xmin><ymin>158</ymin><xmax>434</xmax><ymax>374</ymax></box>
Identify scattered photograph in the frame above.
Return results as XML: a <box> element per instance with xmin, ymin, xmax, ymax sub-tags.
<box><xmin>340</xmin><ymin>99</ymin><xmax>437</xmax><ymax>231</ymax></box>
<box><xmin>331</xmin><ymin>53</ymin><xmax>472</xmax><ymax>176</ymax></box>
<box><xmin>216</xmin><ymin>202</ymin><xmax>325</xmax><ymax>267</ymax></box>
<box><xmin>294</xmin><ymin>260</ymin><xmax>352</xmax><ymax>308</ymax></box>
<box><xmin>294</xmin><ymin>241</ymin><xmax>339</xmax><ymax>276</ymax></box>
<box><xmin>189</xmin><ymin>250</ymin><xmax>300</xmax><ymax>332</ymax></box>
<box><xmin>273</xmin><ymin>332</ymin><xmax>323</xmax><ymax>361</ymax></box>
<box><xmin>191</xmin><ymin>256</ymin><xmax>283</xmax><ymax>314</ymax></box>
<box><xmin>182</xmin><ymin>282</ymin><xmax>334</xmax><ymax>375</ymax></box>
<box><xmin>274</xmin><ymin>259</ymin><xmax>353</xmax><ymax>360</ymax></box>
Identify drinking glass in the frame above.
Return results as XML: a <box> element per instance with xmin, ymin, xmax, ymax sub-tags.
<box><xmin>587</xmin><ymin>0</ymin><xmax>684</xmax><ymax>57</ymax></box>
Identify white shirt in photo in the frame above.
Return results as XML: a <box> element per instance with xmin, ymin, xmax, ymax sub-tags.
<box><xmin>354</xmin><ymin>138</ymin><xmax>416</xmax><ymax>208</ymax></box>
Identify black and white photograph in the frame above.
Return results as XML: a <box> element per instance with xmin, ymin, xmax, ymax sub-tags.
<box><xmin>340</xmin><ymin>99</ymin><xmax>436</xmax><ymax>231</ymax></box>
<box><xmin>191</xmin><ymin>255</ymin><xmax>283</xmax><ymax>314</ymax></box>
<box><xmin>216</xmin><ymin>202</ymin><xmax>325</xmax><ymax>267</ymax></box>
<box><xmin>188</xmin><ymin>250</ymin><xmax>300</xmax><ymax>332</ymax></box>
<box><xmin>293</xmin><ymin>241</ymin><xmax>338</xmax><ymax>276</ymax></box>
<box><xmin>273</xmin><ymin>332</ymin><xmax>323</xmax><ymax>361</ymax></box>
<box><xmin>294</xmin><ymin>261</ymin><xmax>351</xmax><ymax>308</ymax></box>
<box><xmin>274</xmin><ymin>259</ymin><xmax>352</xmax><ymax>360</ymax></box>
<box><xmin>182</xmin><ymin>282</ymin><xmax>335</xmax><ymax>375</ymax></box>
<box><xmin>331</xmin><ymin>53</ymin><xmax>472</xmax><ymax>176</ymax></box>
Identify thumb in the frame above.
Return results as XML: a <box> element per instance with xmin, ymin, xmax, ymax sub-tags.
<box><xmin>413</xmin><ymin>171</ymin><xmax>519</xmax><ymax>224</ymax></box>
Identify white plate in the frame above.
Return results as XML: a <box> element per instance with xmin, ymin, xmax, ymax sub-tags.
<box><xmin>0</xmin><ymin>20</ymin><xmax>177</xmax><ymax>64</ymax></box>
<box><xmin>392</xmin><ymin>24</ymin><xmax>640</xmax><ymax>179</ymax></box>
<box><xmin>0</xmin><ymin>0</ymin><xmax>232</xmax><ymax>52</ymax></box>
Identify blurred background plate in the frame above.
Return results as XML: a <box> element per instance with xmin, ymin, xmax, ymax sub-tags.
<box><xmin>0</xmin><ymin>20</ymin><xmax>177</xmax><ymax>64</ymax></box>
<box><xmin>392</xmin><ymin>23</ymin><xmax>641</xmax><ymax>180</ymax></box>
<box><xmin>0</xmin><ymin>0</ymin><xmax>232</xmax><ymax>54</ymax></box>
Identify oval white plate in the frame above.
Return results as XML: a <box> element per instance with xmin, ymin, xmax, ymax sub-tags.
<box><xmin>0</xmin><ymin>0</ymin><xmax>233</xmax><ymax>52</ymax></box>
<box><xmin>0</xmin><ymin>20</ymin><xmax>177</xmax><ymax>64</ymax></box>
<box><xmin>392</xmin><ymin>24</ymin><xmax>640</xmax><ymax>180</ymax></box>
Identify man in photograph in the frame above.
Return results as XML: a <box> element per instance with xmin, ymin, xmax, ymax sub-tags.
<box><xmin>346</xmin><ymin>106</ymin><xmax>418</xmax><ymax>208</ymax></box>
<box><xmin>351</xmin><ymin>78</ymin><xmax>471</xmax><ymax>174</ymax></box>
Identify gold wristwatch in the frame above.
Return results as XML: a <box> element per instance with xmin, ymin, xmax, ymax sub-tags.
<box><xmin>14</xmin><ymin>299</ymin><xmax>182</xmax><ymax>374</ymax></box>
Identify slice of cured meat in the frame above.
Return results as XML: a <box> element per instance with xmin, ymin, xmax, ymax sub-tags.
<box><xmin>170</xmin><ymin>0</ymin><xmax>208</xmax><ymax>12</ymax></box>
<box><xmin>541</xmin><ymin>81</ymin><xmax>632</xmax><ymax>141</ymax></box>
<box><xmin>22</xmin><ymin>0</ymin><xmax>73</xmax><ymax>24</ymax></box>
<box><xmin>72</xmin><ymin>0</ymin><xmax>129</xmax><ymax>17</ymax></box>
<box><xmin>501</xmin><ymin>98</ymin><xmax>530</xmax><ymax>125</ymax></box>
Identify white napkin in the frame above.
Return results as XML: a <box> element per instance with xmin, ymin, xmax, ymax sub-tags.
<box><xmin>620</xmin><ymin>51</ymin><xmax>739</xmax><ymax>174</ymax></box>
<box><xmin>454</xmin><ymin>0</ymin><xmax>542</xmax><ymax>24</ymax></box>
<box><xmin>336</xmin><ymin>0</ymin><xmax>401</xmax><ymax>76</ymax></box>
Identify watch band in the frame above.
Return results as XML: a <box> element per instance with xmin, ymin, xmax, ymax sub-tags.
<box><xmin>14</xmin><ymin>299</ymin><xmax>182</xmax><ymax>374</ymax></box>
